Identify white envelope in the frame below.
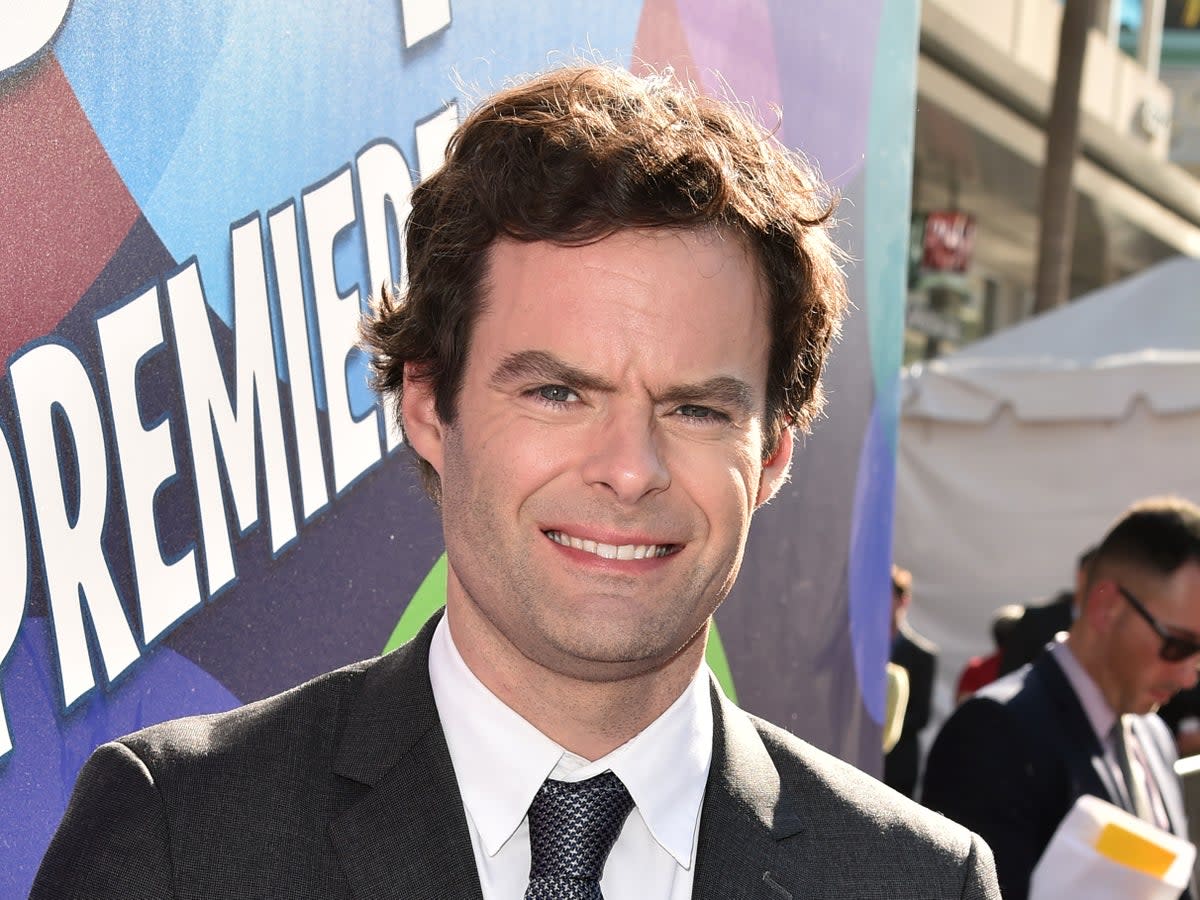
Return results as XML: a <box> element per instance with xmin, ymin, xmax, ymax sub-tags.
<box><xmin>1030</xmin><ymin>794</ymin><xmax>1195</xmax><ymax>900</ymax></box>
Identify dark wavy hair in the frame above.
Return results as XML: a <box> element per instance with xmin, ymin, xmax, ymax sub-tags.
<box><xmin>363</xmin><ymin>63</ymin><xmax>848</xmax><ymax>502</ymax></box>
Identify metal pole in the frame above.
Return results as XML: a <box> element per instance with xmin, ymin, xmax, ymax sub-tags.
<box><xmin>1095</xmin><ymin>0</ymin><xmax>1120</xmax><ymax>43</ymax></box>
<box><xmin>1139</xmin><ymin>0</ymin><xmax>1166</xmax><ymax>80</ymax></box>
<box><xmin>1033</xmin><ymin>0</ymin><xmax>1097</xmax><ymax>314</ymax></box>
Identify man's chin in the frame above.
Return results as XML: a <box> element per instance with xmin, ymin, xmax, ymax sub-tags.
<box><xmin>532</xmin><ymin>629</ymin><xmax>703</xmax><ymax>684</ymax></box>
<box><xmin>1139</xmin><ymin>696</ymin><xmax>1171</xmax><ymax>716</ymax></box>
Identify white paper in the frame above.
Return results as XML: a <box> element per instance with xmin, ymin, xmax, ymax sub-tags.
<box><xmin>1030</xmin><ymin>794</ymin><xmax>1195</xmax><ymax>900</ymax></box>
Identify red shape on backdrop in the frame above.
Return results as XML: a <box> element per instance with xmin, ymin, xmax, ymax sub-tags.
<box><xmin>0</xmin><ymin>56</ymin><xmax>141</xmax><ymax>374</ymax></box>
<box><xmin>632</xmin><ymin>0</ymin><xmax>699</xmax><ymax>81</ymax></box>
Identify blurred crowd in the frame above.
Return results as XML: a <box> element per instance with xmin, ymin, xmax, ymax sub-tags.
<box><xmin>885</xmin><ymin>495</ymin><xmax>1200</xmax><ymax>900</ymax></box>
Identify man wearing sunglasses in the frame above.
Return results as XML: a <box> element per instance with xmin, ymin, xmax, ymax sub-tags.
<box><xmin>923</xmin><ymin>495</ymin><xmax>1200</xmax><ymax>900</ymax></box>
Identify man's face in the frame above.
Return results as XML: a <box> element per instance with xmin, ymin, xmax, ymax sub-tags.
<box><xmin>1100</xmin><ymin>561</ymin><xmax>1200</xmax><ymax>715</ymax></box>
<box><xmin>405</xmin><ymin>228</ymin><xmax>791</xmax><ymax>685</ymax></box>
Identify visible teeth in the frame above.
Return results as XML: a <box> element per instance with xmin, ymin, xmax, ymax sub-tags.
<box><xmin>547</xmin><ymin>531</ymin><xmax>672</xmax><ymax>560</ymax></box>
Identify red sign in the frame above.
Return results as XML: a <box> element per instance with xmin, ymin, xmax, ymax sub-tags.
<box><xmin>921</xmin><ymin>210</ymin><xmax>975</xmax><ymax>273</ymax></box>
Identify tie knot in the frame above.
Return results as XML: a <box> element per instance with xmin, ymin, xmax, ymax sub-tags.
<box><xmin>526</xmin><ymin>771</ymin><xmax>635</xmax><ymax>899</ymax></box>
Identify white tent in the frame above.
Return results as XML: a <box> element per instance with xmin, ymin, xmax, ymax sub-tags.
<box><xmin>895</xmin><ymin>256</ymin><xmax>1200</xmax><ymax>735</ymax></box>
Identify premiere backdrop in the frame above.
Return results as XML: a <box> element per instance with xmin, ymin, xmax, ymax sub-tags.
<box><xmin>0</xmin><ymin>1</ymin><xmax>917</xmax><ymax>891</ymax></box>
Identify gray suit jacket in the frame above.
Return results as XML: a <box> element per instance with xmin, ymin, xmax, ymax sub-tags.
<box><xmin>33</xmin><ymin>615</ymin><xmax>999</xmax><ymax>899</ymax></box>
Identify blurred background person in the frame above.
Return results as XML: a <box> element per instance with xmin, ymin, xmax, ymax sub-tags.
<box><xmin>1000</xmin><ymin>546</ymin><xmax>1097</xmax><ymax>676</ymax></box>
<box><xmin>885</xmin><ymin>565</ymin><xmax>939</xmax><ymax>798</ymax></box>
<box><xmin>956</xmin><ymin>604</ymin><xmax>1025</xmax><ymax>703</ymax></box>
<box><xmin>1159</xmin><ymin>682</ymin><xmax>1200</xmax><ymax>759</ymax></box>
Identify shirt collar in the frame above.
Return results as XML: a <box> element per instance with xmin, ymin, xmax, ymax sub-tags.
<box><xmin>1051</xmin><ymin>638</ymin><xmax>1117</xmax><ymax>743</ymax></box>
<box><xmin>428</xmin><ymin>614</ymin><xmax>712</xmax><ymax>868</ymax></box>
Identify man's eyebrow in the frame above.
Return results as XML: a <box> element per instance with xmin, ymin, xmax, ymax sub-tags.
<box><xmin>490</xmin><ymin>350</ymin><xmax>614</xmax><ymax>392</ymax></box>
<box><xmin>658</xmin><ymin>377</ymin><xmax>758</xmax><ymax>416</ymax></box>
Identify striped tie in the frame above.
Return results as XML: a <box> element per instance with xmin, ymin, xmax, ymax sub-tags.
<box><xmin>1113</xmin><ymin>716</ymin><xmax>1154</xmax><ymax>822</ymax></box>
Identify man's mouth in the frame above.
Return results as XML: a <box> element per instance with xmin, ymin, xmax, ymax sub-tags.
<box><xmin>544</xmin><ymin>530</ymin><xmax>678</xmax><ymax>560</ymax></box>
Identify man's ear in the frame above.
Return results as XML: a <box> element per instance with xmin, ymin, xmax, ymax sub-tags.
<box><xmin>1080</xmin><ymin>578</ymin><xmax>1119</xmax><ymax>634</ymax></box>
<box><xmin>400</xmin><ymin>365</ymin><xmax>445</xmax><ymax>476</ymax></box>
<box><xmin>756</xmin><ymin>425</ymin><xmax>794</xmax><ymax>507</ymax></box>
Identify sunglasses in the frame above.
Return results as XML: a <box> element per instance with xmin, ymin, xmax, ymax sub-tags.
<box><xmin>1117</xmin><ymin>584</ymin><xmax>1200</xmax><ymax>663</ymax></box>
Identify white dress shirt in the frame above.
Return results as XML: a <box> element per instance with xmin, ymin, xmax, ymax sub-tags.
<box><xmin>1051</xmin><ymin>640</ymin><xmax>1171</xmax><ymax>827</ymax></box>
<box><xmin>428</xmin><ymin>614</ymin><xmax>713</xmax><ymax>900</ymax></box>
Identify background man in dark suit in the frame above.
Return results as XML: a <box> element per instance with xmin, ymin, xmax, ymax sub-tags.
<box><xmin>923</xmin><ymin>496</ymin><xmax>1200</xmax><ymax>900</ymax></box>
<box><xmin>998</xmin><ymin>546</ymin><xmax>1096</xmax><ymax>676</ymax></box>
<box><xmin>885</xmin><ymin>565</ymin><xmax>938</xmax><ymax>797</ymax></box>
<box><xmin>33</xmin><ymin>64</ymin><xmax>1000</xmax><ymax>899</ymax></box>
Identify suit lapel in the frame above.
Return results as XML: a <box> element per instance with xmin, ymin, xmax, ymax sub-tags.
<box><xmin>692</xmin><ymin>680</ymin><xmax>805</xmax><ymax>900</ymax></box>
<box><xmin>329</xmin><ymin>613</ymin><xmax>484</xmax><ymax>900</ymax></box>
<box><xmin>1131</xmin><ymin>715</ymin><xmax>1194</xmax><ymax>900</ymax></box>
<box><xmin>1035</xmin><ymin>654</ymin><xmax>1129</xmax><ymax>811</ymax></box>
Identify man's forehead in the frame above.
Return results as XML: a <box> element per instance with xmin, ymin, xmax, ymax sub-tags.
<box><xmin>482</xmin><ymin>226</ymin><xmax>765</xmax><ymax>286</ymax></box>
<box><xmin>478</xmin><ymin>232</ymin><xmax>768</xmax><ymax>327</ymax></box>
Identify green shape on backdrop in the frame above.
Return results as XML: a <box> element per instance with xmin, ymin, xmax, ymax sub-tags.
<box><xmin>383</xmin><ymin>553</ymin><xmax>449</xmax><ymax>654</ymax></box>
<box><xmin>705</xmin><ymin>620</ymin><xmax>738</xmax><ymax>703</ymax></box>
<box><xmin>382</xmin><ymin>552</ymin><xmax>739</xmax><ymax>702</ymax></box>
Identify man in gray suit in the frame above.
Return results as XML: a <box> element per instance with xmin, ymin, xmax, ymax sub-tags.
<box><xmin>33</xmin><ymin>64</ymin><xmax>999</xmax><ymax>899</ymax></box>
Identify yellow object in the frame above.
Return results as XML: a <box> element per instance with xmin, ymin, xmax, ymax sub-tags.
<box><xmin>1186</xmin><ymin>0</ymin><xmax>1200</xmax><ymax>28</ymax></box>
<box><xmin>1094</xmin><ymin>821</ymin><xmax>1177</xmax><ymax>879</ymax></box>
<box><xmin>882</xmin><ymin>662</ymin><xmax>909</xmax><ymax>753</ymax></box>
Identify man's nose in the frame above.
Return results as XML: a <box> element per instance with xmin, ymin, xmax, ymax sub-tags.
<box><xmin>580</xmin><ymin>409</ymin><xmax>670</xmax><ymax>503</ymax></box>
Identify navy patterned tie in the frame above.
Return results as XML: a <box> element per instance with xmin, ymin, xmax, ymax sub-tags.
<box><xmin>524</xmin><ymin>771</ymin><xmax>635</xmax><ymax>900</ymax></box>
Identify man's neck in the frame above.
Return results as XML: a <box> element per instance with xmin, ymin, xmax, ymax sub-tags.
<box><xmin>445</xmin><ymin>602</ymin><xmax>706</xmax><ymax>761</ymax></box>
<box><xmin>1058</xmin><ymin>634</ymin><xmax>1121</xmax><ymax>725</ymax></box>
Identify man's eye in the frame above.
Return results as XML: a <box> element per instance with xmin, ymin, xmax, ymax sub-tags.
<box><xmin>536</xmin><ymin>385</ymin><xmax>577</xmax><ymax>403</ymax></box>
<box><xmin>676</xmin><ymin>404</ymin><xmax>725</xmax><ymax>421</ymax></box>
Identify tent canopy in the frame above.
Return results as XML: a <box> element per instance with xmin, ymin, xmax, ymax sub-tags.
<box><xmin>902</xmin><ymin>256</ymin><xmax>1200</xmax><ymax>423</ymax></box>
<box><xmin>895</xmin><ymin>255</ymin><xmax>1200</xmax><ymax>752</ymax></box>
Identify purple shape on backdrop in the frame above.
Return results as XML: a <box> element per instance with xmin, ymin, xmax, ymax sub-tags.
<box><xmin>847</xmin><ymin>391</ymin><xmax>897</xmax><ymax>724</ymax></box>
<box><xmin>164</xmin><ymin>451</ymin><xmax>446</xmax><ymax>701</ymax></box>
<box><xmin>771</xmin><ymin>0</ymin><xmax>882</xmax><ymax>186</ymax></box>
<box><xmin>672</xmin><ymin>0</ymin><xmax>882</xmax><ymax>182</ymax></box>
<box><xmin>676</xmin><ymin>0</ymin><xmax>781</xmax><ymax>111</ymax></box>
<box><xmin>0</xmin><ymin>618</ymin><xmax>240</xmax><ymax>899</ymax></box>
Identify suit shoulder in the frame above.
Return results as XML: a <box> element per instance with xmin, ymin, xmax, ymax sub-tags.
<box><xmin>971</xmin><ymin>659</ymin><xmax>1047</xmax><ymax>708</ymax></box>
<box><xmin>929</xmin><ymin>672</ymin><xmax>1042</xmax><ymax>757</ymax></box>
<box><xmin>750</xmin><ymin>716</ymin><xmax>982</xmax><ymax>856</ymax></box>
<box><xmin>896</xmin><ymin>625</ymin><xmax>938</xmax><ymax>660</ymax></box>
